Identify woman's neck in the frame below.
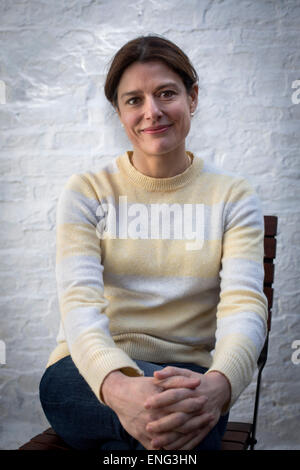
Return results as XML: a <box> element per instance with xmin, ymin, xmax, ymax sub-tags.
<box><xmin>130</xmin><ymin>149</ymin><xmax>192</xmax><ymax>178</ymax></box>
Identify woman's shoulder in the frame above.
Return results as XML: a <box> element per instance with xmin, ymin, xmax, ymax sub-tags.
<box><xmin>61</xmin><ymin>156</ymin><xmax>120</xmax><ymax>193</ymax></box>
<box><xmin>200</xmin><ymin>157</ymin><xmax>242</xmax><ymax>180</ymax></box>
<box><xmin>192</xmin><ymin>154</ymin><xmax>258</xmax><ymax>201</ymax></box>
<box><xmin>200</xmin><ymin>156</ymin><xmax>255</xmax><ymax>188</ymax></box>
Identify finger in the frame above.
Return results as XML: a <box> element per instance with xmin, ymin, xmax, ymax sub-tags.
<box><xmin>154</xmin><ymin>366</ymin><xmax>193</xmax><ymax>379</ymax></box>
<box><xmin>147</xmin><ymin>411</ymin><xmax>189</xmax><ymax>434</ymax></box>
<box><xmin>179</xmin><ymin>426</ymin><xmax>212</xmax><ymax>450</ymax></box>
<box><xmin>171</xmin><ymin>412</ymin><xmax>214</xmax><ymax>434</ymax></box>
<box><xmin>153</xmin><ymin>375</ymin><xmax>200</xmax><ymax>390</ymax></box>
<box><xmin>179</xmin><ymin>420</ymin><xmax>215</xmax><ymax>450</ymax></box>
<box><xmin>159</xmin><ymin>430</ymin><xmax>200</xmax><ymax>450</ymax></box>
<box><xmin>144</xmin><ymin>387</ymin><xmax>198</xmax><ymax>409</ymax></box>
<box><xmin>150</xmin><ymin>431</ymin><xmax>184</xmax><ymax>450</ymax></box>
<box><xmin>147</xmin><ymin>409</ymin><xmax>212</xmax><ymax>436</ymax></box>
<box><xmin>150</xmin><ymin>415</ymin><xmax>214</xmax><ymax>450</ymax></box>
<box><xmin>151</xmin><ymin>395</ymin><xmax>207</xmax><ymax>415</ymax></box>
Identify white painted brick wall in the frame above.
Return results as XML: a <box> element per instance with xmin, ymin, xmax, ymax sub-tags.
<box><xmin>0</xmin><ymin>0</ymin><xmax>299</xmax><ymax>450</ymax></box>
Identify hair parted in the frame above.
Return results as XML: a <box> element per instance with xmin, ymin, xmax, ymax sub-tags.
<box><xmin>104</xmin><ymin>35</ymin><xmax>199</xmax><ymax>109</ymax></box>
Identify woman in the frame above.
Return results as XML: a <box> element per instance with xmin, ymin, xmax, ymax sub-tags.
<box><xmin>39</xmin><ymin>35</ymin><xmax>268</xmax><ymax>451</ymax></box>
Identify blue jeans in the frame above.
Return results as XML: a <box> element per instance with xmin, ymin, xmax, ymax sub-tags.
<box><xmin>39</xmin><ymin>355</ymin><xmax>229</xmax><ymax>450</ymax></box>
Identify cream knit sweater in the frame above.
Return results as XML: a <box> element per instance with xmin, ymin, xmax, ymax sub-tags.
<box><xmin>46</xmin><ymin>151</ymin><xmax>268</xmax><ymax>410</ymax></box>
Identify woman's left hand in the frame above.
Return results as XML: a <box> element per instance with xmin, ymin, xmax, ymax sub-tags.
<box><xmin>144</xmin><ymin>366</ymin><xmax>231</xmax><ymax>450</ymax></box>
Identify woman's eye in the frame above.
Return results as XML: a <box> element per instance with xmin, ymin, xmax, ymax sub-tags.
<box><xmin>127</xmin><ymin>97</ymin><xmax>140</xmax><ymax>105</ymax></box>
<box><xmin>160</xmin><ymin>90</ymin><xmax>176</xmax><ymax>99</ymax></box>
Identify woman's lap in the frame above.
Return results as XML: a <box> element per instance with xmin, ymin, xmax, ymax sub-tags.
<box><xmin>39</xmin><ymin>355</ymin><xmax>228</xmax><ymax>451</ymax></box>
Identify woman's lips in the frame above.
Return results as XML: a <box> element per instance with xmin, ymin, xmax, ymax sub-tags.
<box><xmin>142</xmin><ymin>125</ymin><xmax>172</xmax><ymax>134</ymax></box>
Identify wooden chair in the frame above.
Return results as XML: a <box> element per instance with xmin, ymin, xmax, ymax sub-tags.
<box><xmin>18</xmin><ymin>215</ymin><xmax>278</xmax><ymax>451</ymax></box>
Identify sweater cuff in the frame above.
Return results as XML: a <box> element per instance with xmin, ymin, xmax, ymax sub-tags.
<box><xmin>72</xmin><ymin>348</ymin><xmax>145</xmax><ymax>405</ymax></box>
<box><xmin>205</xmin><ymin>359</ymin><xmax>242</xmax><ymax>414</ymax></box>
<box><xmin>205</xmin><ymin>336</ymin><xmax>257</xmax><ymax>413</ymax></box>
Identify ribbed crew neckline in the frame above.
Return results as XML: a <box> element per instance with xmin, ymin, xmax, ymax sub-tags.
<box><xmin>117</xmin><ymin>150</ymin><xmax>202</xmax><ymax>192</ymax></box>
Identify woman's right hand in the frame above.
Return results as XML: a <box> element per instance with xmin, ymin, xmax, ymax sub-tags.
<box><xmin>101</xmin><ymin>370</ymin><xmax>206</xmax><ymax>450</ymax></box>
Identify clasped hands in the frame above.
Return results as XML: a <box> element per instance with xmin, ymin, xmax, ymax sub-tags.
<box><xmin>102</xmin><ymin>366</ymin><xmax>231</xmax><ymax>451</ymax></box>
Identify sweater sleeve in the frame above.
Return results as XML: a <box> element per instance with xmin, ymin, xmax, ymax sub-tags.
<box><xmin>205</xmin><ymin>177</ymin><xmax>268</xmax><ymax>412</ymax></box>
<box><xmin>55</xmin><ymin>174</ymin><xmax>144</xmax><ymax>403</ymax></box>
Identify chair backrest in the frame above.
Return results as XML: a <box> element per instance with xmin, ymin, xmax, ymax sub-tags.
<box><xmin>249</xmin><ymin>215</ymin><xmax>278</xmax><ymax>449</ymax></box>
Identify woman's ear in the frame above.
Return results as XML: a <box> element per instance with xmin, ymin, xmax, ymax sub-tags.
<box><xmin>115</xmin><ymin>103</ymin><xmax>120</xmax><ymax>117</ymax></box>
<box><xmin>115</xmin><ymin>104</ymin><xmax>123</xmax><ymax>126</ymax></box>
<box><xmin>189</xmin><ymin>83</ymin><xmax>199</xmax><ymax>114</ymax></box>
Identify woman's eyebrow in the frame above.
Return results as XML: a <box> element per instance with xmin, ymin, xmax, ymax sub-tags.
<box><xmin>155</xmin><ymin>82</ymin><xmax>180</xmax><ymax>92</ymax></box>
<box><xmin>120</xmin><ymin>82</ymin><xmax>180</xmax><ymax>99</ymax></box>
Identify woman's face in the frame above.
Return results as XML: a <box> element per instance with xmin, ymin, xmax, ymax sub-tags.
<box><xmin>116</xmin><ymin>60</ymin><xmax>198</xmax><ymax>160</ymax></box>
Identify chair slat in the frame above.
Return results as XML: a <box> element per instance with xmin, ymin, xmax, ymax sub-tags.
<box><xmin>222</xmin><ymin>430</ymin><xmax>249</xmax><ymax>443</ymax></box>
<box><xmin>221</xmin><ymin>441</ymin><xmax>245</xmax><ymax>450</ymax></box>
<box><xmin>221</xmin><ymin>424</ymin><xmax>251</xmax><ymax>450</ymax></box>
<box><xmin>264</xmin><ymin>262</ymin><xmax>274</xmax><ymax>283</ymax></box>
<box><xmin>264</xmin><ymin>216</ymin><xmax>278</xmax><ymax>236</ymax></box>
<box><xmin>225</xmin><ymin>422</ymin><xmax>252</xmax><ymax>433</ymax></box>
<box><xmin>264</xmin><ymin>238</ymin><xmax>277</xmax><ymax>259</ymax></box>
<box><xmin>19</xmin><ymin>441</ymin><xmax>56</xmax><ymax>450</ymax></box>
<box><xmin>18</xmin><ymin>430</ymin><xmax>72</xmax><ymax>451</ymax></box>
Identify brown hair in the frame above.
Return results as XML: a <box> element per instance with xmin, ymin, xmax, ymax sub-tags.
<box><xmin>104</xmin><ymin>35</ymin><xmax>198</xmax><ymax>109</ymax></box>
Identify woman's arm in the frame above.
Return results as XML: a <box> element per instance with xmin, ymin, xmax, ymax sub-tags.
<box><xmin>206</xmin><ymin>177</ymin><xmax>268</xmax><ymax>410</ymax></box>
<box><xmin>140</xmin><ymin>178</ymin><xmax>268</xmax><ymax>449</ymax></box>
<box><xmin>55</xmin><ymin>174</ymin><xmax>144</xmax><ymax>403</ymax></box>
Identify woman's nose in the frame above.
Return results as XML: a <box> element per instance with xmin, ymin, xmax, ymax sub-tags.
<box><xmin>144</xmin><ymin>96</ymin><xmax>163</xmax><ymax>120</ymax></box>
